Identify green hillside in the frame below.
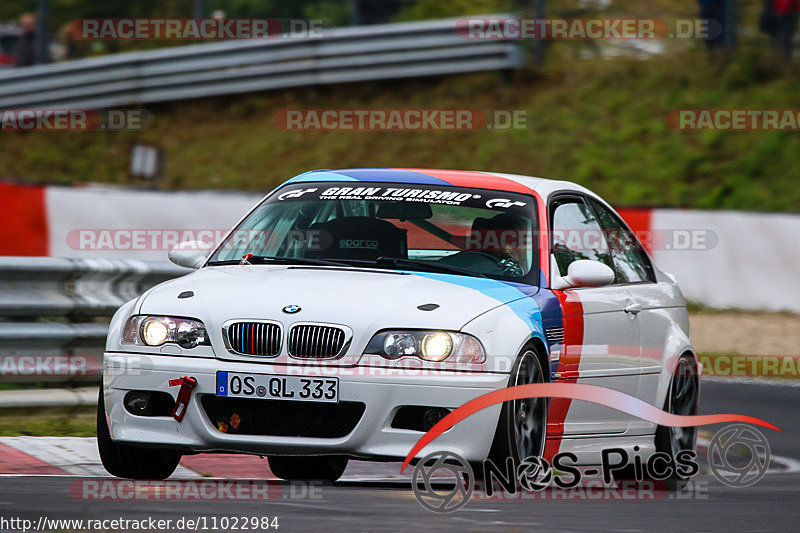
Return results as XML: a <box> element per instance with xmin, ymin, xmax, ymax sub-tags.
<box><xmin>2</xmin><ymin>29</ymin><xmax>799</xmax><ymax>211</ymax></box>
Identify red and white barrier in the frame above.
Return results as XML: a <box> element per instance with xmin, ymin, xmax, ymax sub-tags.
<box><xmin>618</xmin><ymin>207</ymin><xmax>800</xmax><ymax>313</ymax></box>
<box><xmin>650</xmin><ymin>209</ymin><xmax>800</xmax><ymax>313</ymax></box>
<box><xmin>1</xmin><ymin>181</ymin><xmax>798</xmax><ymax>312</ymax></box>
<box><xmin>0</xmin><ymin>181</ymin><xmax>259</xmax><ymax>258</ymax></box>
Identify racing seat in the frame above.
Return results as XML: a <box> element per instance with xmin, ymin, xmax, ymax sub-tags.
<box><xmin>307</xmin><ymin>216</ymin><xmax>408</xmax><ymax>261</ymax></box>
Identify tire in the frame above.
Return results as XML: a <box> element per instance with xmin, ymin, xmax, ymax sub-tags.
<box><xmin>268</xmin><ymin>456</ymin><xmax>348</xmax><ymax>482</ymax></box>
<box><xmin>655</xmin><ymin>353</ymin><xmax>699</xmax><ymax>490</ymax></box>
<box><xmin>615</xmin><ymin>354</ymin><xmax>699</xmax><ymax>491</ymax></box>
<box><xmin>485</xmin><ymin>348</ymin><xmax>548</xmax><ymax>470</ymax></box>
<box><xmin>97</xmin><ymin>390</ymin><xmax>182</xmax><ymax>480</ymax></box>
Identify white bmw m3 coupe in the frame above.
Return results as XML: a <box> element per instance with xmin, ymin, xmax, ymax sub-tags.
<box><xmin>99</xmin><ymin>168</ymin><xmax>698</xmax><ymax>483</ymax></box>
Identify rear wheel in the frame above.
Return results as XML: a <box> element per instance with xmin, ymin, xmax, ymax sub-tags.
<box><xmin>486</xmin><ymin>349</ymin><xmax>548</xmax><ymax>469</ymax></box>
<box><xmin>655</xmin><ymin>353</ymin><xmax>699</xmax><ymax>490</ymax></box>
<box><xmin>615</xmin><ymin>354</ymin><xmax>699</xmax><ymax>491</ymax></box>
<box><xmin>97</xmin><ymin>390</ymin><xmax>181</xmax><ymax>480</ymax></box>
<box><xmin>267</xmin><ymin>456</ymin><xmax>348</xmax><ymax>482</ymax></box>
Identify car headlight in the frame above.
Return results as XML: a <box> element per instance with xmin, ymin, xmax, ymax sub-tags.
<box><xmin>122</xmin><ymin>316</ymin><xmax>209</xmax><ymax>349</ymax></box>
<box><xmin>365</xmin><ymin>330</ymin><xmax>485</xmax><ymax>363</ymax></box>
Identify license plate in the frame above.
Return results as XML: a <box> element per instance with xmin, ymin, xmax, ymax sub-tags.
<box><xmin>216</xmin><ymin>371</ymin><xmax>339</xmax><ymax>403</ymax></box>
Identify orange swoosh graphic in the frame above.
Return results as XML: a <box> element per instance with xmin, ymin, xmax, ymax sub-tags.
<box><xmin>400</xmin><ymin>383</ymin><xmax>780</xmax><ymax>472</ymax></box>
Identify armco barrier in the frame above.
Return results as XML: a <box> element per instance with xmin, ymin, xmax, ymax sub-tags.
<box><xmin>0</xmin><ymin>16</ymin><xmax>521</xmax><ymax>111</ymax></box>
<box><xmin>0</xmin><ymin>258</ymin><xmax>189</xmax><ymax>389</ymax></box>
<box><xmin>0</xmin><ymin>257</ymin><xmax>188</xmax><ymax>318</ymax></box>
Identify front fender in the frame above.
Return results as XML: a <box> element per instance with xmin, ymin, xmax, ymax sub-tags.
<box><xmin>461</xmin><ymin>297</ymin><xmax>548</xmax><ymax>374</ymax></box>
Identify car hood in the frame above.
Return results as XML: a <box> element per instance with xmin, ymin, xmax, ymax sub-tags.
<box><xmin>137</xmin><ymin>265</ymin><xmax>537</xmax><ymax>358</ymax></box>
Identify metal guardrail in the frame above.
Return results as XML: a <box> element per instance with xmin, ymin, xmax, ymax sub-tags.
<box><xmin>0</xmin><ymin>257</ymin><xmax>188</xmax><ymax>318</ymax></box>
<box><xmin>0</xmin><ymin>257</ymin><xmax>188</xmax><ymax>387</ymax></box>
<box><xmin>0</xmin><ymin>16</ymin><xmax>522</xmax><ymax>111</ymax></box>
<box><xmin>0</xmin><ymin>387</ymin><xmax>97</xmax><ymax>409</ymax></box>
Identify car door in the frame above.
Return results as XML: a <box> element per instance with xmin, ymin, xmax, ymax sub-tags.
<box><xmin>586</xmin><ymin>197</ymin><xmax>670</xmax><ymax>434</ymax></box>
<box><xmin>549</xmin><ymin>195</ymin><xmax>641</xmax><ymax>435</ymax></box>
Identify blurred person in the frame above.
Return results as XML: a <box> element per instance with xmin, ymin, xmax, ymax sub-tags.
<box><xmin>0</xmin><ymin>24</ymin><xmax>21</xmax><ymax>67</ymax></box>
<box><xmin>697</xmin><ymin>0</ymin><xmax>726</xmax><ymax>50</ymax></box>
<box><xmin>760</xmin><ymin>0</ymin><xmax>779</xmax><ymax>41</ymax></box>
<box><xmin>14</xmin><ymin>13</ymin><xmax>36</xmax><ymax>66</ymax></box>
<box><xmin>57</xmin><ymin>23</ymin><xmax>86</xmax><ymax>61</ymax></box>
<box><xmin>466</xmin><ymin>213</ymin><xmax>531</xmax><ymax>277</ymax></box>
<box><xmin>698</xmin><ymin>0</ymin><xmax>739</xmax><ymax>51</ymax></box>
<box><xmin>774</xmin><ymin>0</ymin><xmax>800</xmax><ymax>57</ymax></box>
<box><xmin>353</xmin><ymin>0</ymin><xmax>402</xmax><ymax>25</ymax></box>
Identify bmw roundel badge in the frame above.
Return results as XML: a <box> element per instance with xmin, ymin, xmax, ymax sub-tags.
<box><xmin>282</xmin><ymin>304</ymin><xmax>301</xmax><ymax>314</ymax></box>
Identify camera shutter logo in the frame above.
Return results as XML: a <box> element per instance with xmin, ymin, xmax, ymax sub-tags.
<box><xmin>708</xmin><ymin>424</ymin><xmax>770</xmax><ymax>487</ymax></box>
<box><xmin>517</xmin><ymin>456</ymin><xmax>553</xmax><ymax>491</ymax></box>
<box><xmin>411</xmin><ymin>451</ymin><xmax>474</xmax><ymax>513</ymax></box>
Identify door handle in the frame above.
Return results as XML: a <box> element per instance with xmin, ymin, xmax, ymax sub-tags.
<box><xmin>624</xmin><ymin>302</ymin><xmax>642</xmax><ymax>315</ymax></box>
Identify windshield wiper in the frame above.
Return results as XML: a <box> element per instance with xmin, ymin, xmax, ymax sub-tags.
<box><xmin>207</xmin><ymin>255</ymin><xmax>486</xmax><ymax>278</ymax></box>
<box><xmin>336</xmin><ymin>257</ymin><xmax>487</xmax><ymax>278</ymax></box>
<box><xmin>207</xmin><ymin>255</ymin><xmax>349</xmax><ymax>267</ymax></box>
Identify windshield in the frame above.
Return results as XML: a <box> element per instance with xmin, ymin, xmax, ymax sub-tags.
<box><xmin>207</xmin><ymin>182</ymin><xmax>539</xmax><ymax>283</ymax></box>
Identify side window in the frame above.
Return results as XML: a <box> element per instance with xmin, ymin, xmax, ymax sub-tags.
<box><xmin>550</xmin><ymin>197</ymin><xmax>615</xmax><ymax>277</ymax></box>
<box><xmin>586</xmin><ymin>198</ymin><xmax>655</xmax><ymax>284</ymax></box>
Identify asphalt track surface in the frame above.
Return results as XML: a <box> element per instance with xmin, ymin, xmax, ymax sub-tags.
<box><xmin>1</xmin><ymin>379</ymin><xmax>798</xmax><ymax>533</ymax></box>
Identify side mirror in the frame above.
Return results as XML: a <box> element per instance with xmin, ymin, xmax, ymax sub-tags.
<box><xmin>168</xmin><ymin>240</ymin><xmax>213</xmax><ymax>269</ymax></box>
<box><xmin>551</xmin><ymin>259</ymin><xmax>615</xmax><ymax>290</ymax></box>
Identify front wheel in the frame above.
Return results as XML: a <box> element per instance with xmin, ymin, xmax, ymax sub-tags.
<box><xmin>486</xmin><ymin>349</ymin><xmax>548</xmax><ymax>468</ymax></box>
<box><xmin>97</xmin><ymin>390</ymin><xmax>181</xmax><ymax>480</ymax></box>
<box><xmin>267</xmin><ymin>456</ymin><xmax>348</xmax><ymax>482</ymax></box>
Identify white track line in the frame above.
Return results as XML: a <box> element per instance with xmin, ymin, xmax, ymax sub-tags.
<box><xmin>0</xmin><ymin>437</ymin><xmax>201</xmax><ymax>478</ymax></box>
<box><xmin>702</xmin><ymin>376</ymin><xmax>800</xmax><ymax>388</ymax></box>
<box><xmin>697</xmin><ymin>437</ymin><xmax>800</xmax><ymax>475</ymax></box>
<box><xmin>2</xmin><ymin>436</ymin><xmax>799</xmax><ymax>478</ymax></box>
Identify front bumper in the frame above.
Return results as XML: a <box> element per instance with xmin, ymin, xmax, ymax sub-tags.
<box><xmin>103</xmin><ymin>352</ymin><xmax>508</xmax><ymax>463</ymax></box>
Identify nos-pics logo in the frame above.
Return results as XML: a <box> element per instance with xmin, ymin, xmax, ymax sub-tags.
<box><xmin>411</xmin><ymin>424</ymin><xmax>771</xmax><ymax>513</ymax></box>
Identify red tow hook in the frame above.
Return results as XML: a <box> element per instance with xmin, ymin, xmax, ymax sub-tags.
<box><xmin>170</xmin><ymin>376</ymin><xmax>198</xmax><ymax>422</ymax></box>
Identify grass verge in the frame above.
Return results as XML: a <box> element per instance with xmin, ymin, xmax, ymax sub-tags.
<box><xmin>0</xmin><ymin>408</ymin><xmax>96</xmax><ymax>437</ymax></box>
